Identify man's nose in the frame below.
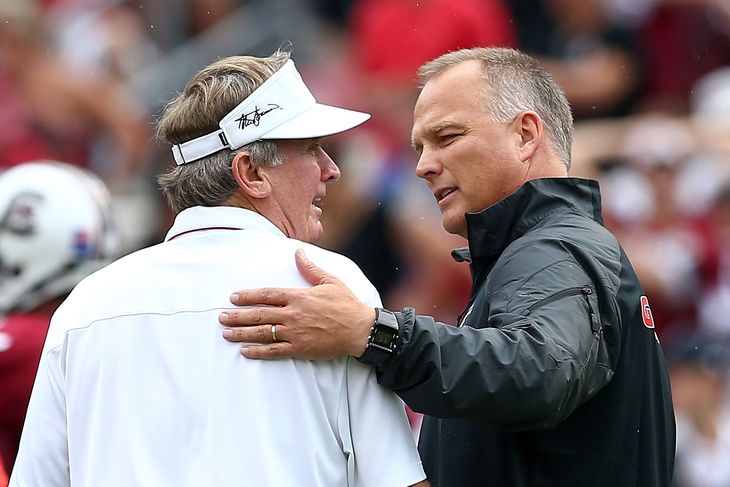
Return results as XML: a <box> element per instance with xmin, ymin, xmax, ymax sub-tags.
<box><xmin>319</xmin><ymin>149</ymin><xmax>341</xmax><ymax>182</ymax></box>
<box><xmin>415</xmin><ymin>150</ymin><xmax>440</xmax><ymax>179</ymax></box>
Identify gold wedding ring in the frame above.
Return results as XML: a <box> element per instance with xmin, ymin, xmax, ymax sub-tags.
<box><xmin>271</xmin><ymin>324</ymin><xmax>278</xmax><ymax>342</ymax></box>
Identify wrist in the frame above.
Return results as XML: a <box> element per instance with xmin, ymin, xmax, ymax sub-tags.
<box><xmin>353</xmin><ymin>307</ymin><xmax>376</xmax><ymax>357</ymax></box>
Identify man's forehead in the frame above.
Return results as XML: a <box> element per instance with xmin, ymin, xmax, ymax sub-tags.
<box><xmin>413</xmin><ymin>78</ymin><xmax>473</xmax><ymax>124</ymax></box>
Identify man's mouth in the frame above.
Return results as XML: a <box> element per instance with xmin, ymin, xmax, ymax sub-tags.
<box><xmin>436</xmin><ymin>187</ymin><xmax>457</xmax><ymax>202</ymax></box>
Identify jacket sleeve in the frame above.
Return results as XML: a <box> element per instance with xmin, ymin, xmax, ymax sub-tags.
<box><xmin>376</xmin><ymin>238</ymin><xmax>622</xmax><ymax>430</ymax></box>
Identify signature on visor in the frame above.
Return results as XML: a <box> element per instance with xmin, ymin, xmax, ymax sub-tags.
<box><xmin>235</xmin><ymin>104</ymin><xmax>282</xmax><ymax>130</ymax></box>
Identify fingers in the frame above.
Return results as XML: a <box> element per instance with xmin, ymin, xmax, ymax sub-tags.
<box><xmin>220</xmin><ymin>324</ymin><xmax>297</xmax><ymax>359</ymax></box>
<box><xmin>218</xmin><ymin>306</ymin><xmax>287</xmax><ymax>330</ymax></box>
<box><xmin>229</xmin><ymin>287</ymin><xmax>295</xmax><ymax>307</ymax></box>
<box><xmin>295</xmin><ymin>249</ymin><xmax>337</xmax><ymax>285</ymax></box>
<box><xmin>221</xmin><ymin>324</ymin><xmax>280</xmax><ymax>344</ymax></box>
<box><xmin>241</xmin><ymin>342</ymin><xmax>296</xmax><ymax>360</ymax></box>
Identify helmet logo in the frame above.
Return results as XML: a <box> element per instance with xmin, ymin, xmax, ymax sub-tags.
<box><xmin>73</xmin><ymin>231</ymin><xmax>95</xmax><ymax>259</ymax></box>
<box><xmin>0</xmin><ymin>192</ymin><xmax>44</xmax><ymax>236</ymax></box>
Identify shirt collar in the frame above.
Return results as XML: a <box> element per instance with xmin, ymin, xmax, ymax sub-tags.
<box><xmin>164</xmin><ymin>206</ymin><xmax>286</xmax><ymax>242</ymax></box>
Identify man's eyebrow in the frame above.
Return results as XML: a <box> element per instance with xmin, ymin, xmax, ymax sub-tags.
<box><xmin>411</xmin><ymin>121</ymin><xmax>461</xmax><ymax>151</ymax></box>
<box><xmin>428</xmin><ymin>121</ymin><xmax>461</xmax><ymax>133</ymax></box>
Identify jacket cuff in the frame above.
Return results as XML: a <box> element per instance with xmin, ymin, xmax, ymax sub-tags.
<box><xmin>376</xmin><ymin>307</ymin><xmax>415</xmax><ymax>373</ymax></box>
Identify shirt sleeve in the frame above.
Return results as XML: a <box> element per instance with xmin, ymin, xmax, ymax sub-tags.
<box><xmin>341</xmin><ymin>358</ymin><xmax>426</xmax><ymax>487</ymax></box>
<box><xmin>10</xmin><ymin>343</ymin><xmax>70</xmax><ymax>487</ymax></box>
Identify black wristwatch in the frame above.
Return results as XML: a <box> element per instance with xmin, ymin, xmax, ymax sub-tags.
<box><xmin>357</xmin><ymin>308</ymin><xmax>400</xmax><ymax>366</ymax></box>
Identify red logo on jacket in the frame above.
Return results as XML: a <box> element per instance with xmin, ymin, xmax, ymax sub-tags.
<box><xmin>640</xmin><ymin>295</ymin><xmax>655</xmax><ymax>329</ymax></box>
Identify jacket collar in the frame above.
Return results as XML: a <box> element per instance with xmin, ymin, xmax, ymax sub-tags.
<box><xmin>452</xmin><ymin>178</ymin><xmax>603</xmax><ymax>262</ymax></box>
<box><xmin>165</xmin><ymin>206</ymin><xmax>286</xmax><ymax>242</ymax></box>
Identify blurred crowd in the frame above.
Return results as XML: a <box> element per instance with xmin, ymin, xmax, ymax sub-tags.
<box><xmin>1</xmin><ymin>0</ymin><xmax>730</xmax><ymax>485</ymax></box>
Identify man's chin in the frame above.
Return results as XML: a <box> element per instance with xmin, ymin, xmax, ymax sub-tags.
<box><xmin>441</xmin><ymin>216</ymin><xmax>467</xmax><ymax>237</ymax></box>
<box><xmin>307</xmin><ymin>223</ymin><xmax>324</xmax><ymax>243</ymax></box>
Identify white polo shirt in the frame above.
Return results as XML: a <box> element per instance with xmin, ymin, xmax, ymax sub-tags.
<box><xmin>11</xmin><ymin>206</ymin><xmax>425</xmax><ymax>487</ymax></box>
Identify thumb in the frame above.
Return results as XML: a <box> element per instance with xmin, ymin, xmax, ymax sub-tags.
<box><xmin>295</xmin><ymin>248</ymin><xmax>337</xmax><ymax>286</ymax></box>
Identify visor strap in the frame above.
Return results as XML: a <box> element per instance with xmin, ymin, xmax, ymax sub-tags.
<box><xmin>172</xmin><ymin>129</ymin><xmax>230</xmax><ymax>166</ymax></box>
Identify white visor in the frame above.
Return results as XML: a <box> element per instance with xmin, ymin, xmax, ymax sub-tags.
<box><xmin>171</xmin><ymin>60</ymin><xmax>371</xmax><ymax>165</ymax></box>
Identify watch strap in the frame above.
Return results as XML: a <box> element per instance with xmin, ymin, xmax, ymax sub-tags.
<box><xmin>357</xmin><ymin>308</ymin><xmax>399</xmax><ymax>366</ymax></box>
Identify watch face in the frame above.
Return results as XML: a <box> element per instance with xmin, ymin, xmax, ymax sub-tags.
<box><xmin>372</xmin><ymin>326</ymin><xmax>396</xmax><ymax>347</ymax></box>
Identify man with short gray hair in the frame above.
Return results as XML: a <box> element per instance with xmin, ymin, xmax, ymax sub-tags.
<box><xmin>11</xmin><ymin>51</ymin><xmax>428</xmax><ymax>487</ymax></box>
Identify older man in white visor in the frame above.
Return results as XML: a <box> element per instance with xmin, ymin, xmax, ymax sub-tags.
<box><xmin>11</xmin><ymin>51</ymin><xmax>428</xmax><ymax>487</ymax></box>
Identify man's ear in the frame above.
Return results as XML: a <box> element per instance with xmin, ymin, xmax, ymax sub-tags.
<box><xmin>514</xmin><ymin>111</ymin><xmax>543</xmax><ymax>162</ymax></box>
<box><xmin>231</xmin><ymin>151</ymin><xmax>271</xmax><ymax>199</ymax></box>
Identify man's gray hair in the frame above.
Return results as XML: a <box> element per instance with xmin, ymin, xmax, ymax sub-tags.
<box><xmin>418</xmin><ymin>47</ymin><xmax>574</xmax><ymax>169</ymax></box>
<box><xmin>156</xmin><ymin>52</ymin><xmax>289</xmax><ymax>214</ymax></box>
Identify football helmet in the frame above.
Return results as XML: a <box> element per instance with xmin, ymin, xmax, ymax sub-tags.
<box><xmin>0</xmin><ymin>161</ymin><xmax>121</xmax><ymax>314</ymax></box>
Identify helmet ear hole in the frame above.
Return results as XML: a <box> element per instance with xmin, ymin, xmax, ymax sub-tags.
<box><xmin>0</xmin><ymin>161</ymin><xmax>122</xmax><ymax>314</ymax></box>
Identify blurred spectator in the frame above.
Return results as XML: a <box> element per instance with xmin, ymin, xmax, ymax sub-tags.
<box><xmin>181</xmin><ymin>0</ymin><xmax>243</xmax><ymax>38</ymax></box>
<box><xmin>639</xmin><ymin>0</ymin><xmax>730</xmax><ymax>113</ymax></box>
<box><xmin>698</xmin><ymin>185</ymin><xmax>730</xmax><ymax>336</ymax></box>
<box><xmin>307</xmin><ymin>0</ymin><xmax>358</xmax><ymax>29</ymax></box>
<box><xmin>508</xmin><ymin>0</ymin><xmax>642</xmax><ymax>119</ymax></box>
<box><xmin>0</xmin><ymin>0</ymin><xmax>164</xmax><ymax>253</ymax></box>
<box><xmin>0</xmin><ymin>161</ymin><xmax>122</xmax><ymax>476</ymax></box>
<box><xmin>668</xmin><ymin>331</ymin><xmax>730</xmax><ymax>487</ymax></box>
<box><xmin>504</xmin><ymin>0</ymin><xmax>553</xmax><ymax>52</ymax></box>
<box><xmin>0</xmin><ymin>0</ymin><xmax>153</xmax><ymax>186</ymax></box>
<box><xmin>691</xmin><ymin>67</ymin><xmax>730</xmax><ymax>118</ymax></box>
<box><xmin>350</xmin><ymin>0</ymin><xmax>516</xmax><ymax>145</ymax></box>
<box><xmin>47</xmin><ymin>0</ymin><xmax>162</xmax><ymax>82</ymax></box>
<box><xmin>351</xmin><ymin>0</ymin><xmax>515</xmax><ymax>85</ymax></box>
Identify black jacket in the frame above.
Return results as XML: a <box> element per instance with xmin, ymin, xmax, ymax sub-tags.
<box><xmin>378</xmin><ymin>178</ymin><xmax>675</xmax><ymax>487</ymax></box>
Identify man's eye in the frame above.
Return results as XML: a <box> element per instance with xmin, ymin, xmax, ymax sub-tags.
<box><xmin>440</xmin><ymin>134</ymin><xmax>459</xmax><ymax>144</ymax></box>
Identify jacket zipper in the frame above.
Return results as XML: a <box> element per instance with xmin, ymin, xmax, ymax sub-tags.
<box><xmin>524</xmin><ymin>286</ymin><xmax>596</xmax><ymax>329</ymax></box>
